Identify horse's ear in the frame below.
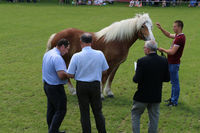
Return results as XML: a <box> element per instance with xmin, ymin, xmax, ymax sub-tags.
<box><xmin>136</xmin><ymin>14</ymin><xmax>141</xmax><ymax>18</ymax></box>
<box><xmin>141</xmin><ymin>25</ymin><xmax>145</xmax><ymax>28</ymax></box>
<box><xmin>141</xmin><ymin>23</ymin><xmax>146</xmax><ymax>28</ymax></box>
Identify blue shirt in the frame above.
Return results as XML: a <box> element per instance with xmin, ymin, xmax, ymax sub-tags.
<box><xmin>42</xmin><ymin>47</ymin><xmax>67</xmax><ymax>85</ymax></box>
<box><xmin>67</xmin><ymin>46</ymin><xmax>109</xmax><ymax>82</ymax></box>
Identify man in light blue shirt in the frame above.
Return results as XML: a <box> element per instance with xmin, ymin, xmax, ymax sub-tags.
<box><xmin>42</xmin><ymin>39</ymin><xmax>71</xmax><ymax>133</ymax></box>
<box><xmin>67</xmin><ymin>33</ymin><xmax>109</xmax><ymax>133</ymax></box>
<box><xmin>42</xmin><ymin>46</ymin><xmax>68</xmax><ymax>85</ymax></box>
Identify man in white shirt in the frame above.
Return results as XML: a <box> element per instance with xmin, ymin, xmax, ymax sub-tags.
<box><xmin>67</xmin><ymin>33</ymin><xmax>109</xmax><ymax>133</ymax></box>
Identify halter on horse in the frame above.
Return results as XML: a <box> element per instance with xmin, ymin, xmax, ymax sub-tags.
<box><xmin>46</xmin><ymin>13</ymin><xmax>155</xmax><ymax>99</ymax></box>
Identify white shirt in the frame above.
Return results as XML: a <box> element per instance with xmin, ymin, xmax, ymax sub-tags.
<box><xmin>67</xmin><ymin>46</ymin><xmax>109</xmax><ymax>82</ymax></box>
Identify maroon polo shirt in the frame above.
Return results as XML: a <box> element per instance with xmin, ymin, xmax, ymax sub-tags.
<box><xmin>168</xmin><ymin>33</ymin><xmax>186</xmax><ymax>64</ymax></box>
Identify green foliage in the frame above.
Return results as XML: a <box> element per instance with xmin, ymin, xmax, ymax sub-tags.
<box><xmin>0</xmin><ymin>3</ymin><xmax>200</xmax><ymax>133</ymax></box>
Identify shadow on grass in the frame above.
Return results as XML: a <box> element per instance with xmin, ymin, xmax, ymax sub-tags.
<box><xmin>175</xmin><ymin>102</ymin><xmax>199</xmax><ymax>115</ymax></box>
<box><xmin>66</xmin><ymin>92</ymin><xmax>132</xmax><ymax>108</ymax></box>
<box><xmin>160</xmin><ymin>102</ymin><xmax>200</xmax><ymax>131</ymax></box>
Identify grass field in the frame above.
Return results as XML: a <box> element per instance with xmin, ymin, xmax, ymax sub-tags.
<box><xmin>0</xmin><ymin>2</ymin><xmax>200</xmax><ymax>133</ymax></box>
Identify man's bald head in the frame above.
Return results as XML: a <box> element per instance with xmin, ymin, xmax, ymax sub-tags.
<box><xmin>80</xmin><ymin>33</ymin><xmax>92</xmax><ymax>44</ymax></box>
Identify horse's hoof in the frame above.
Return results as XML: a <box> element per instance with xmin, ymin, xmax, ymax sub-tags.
<box><xmin>101</xmin><ymin>97</ymin><xmax>105</xmax><ymax>101</ymax></box>
<box><xmin>107</xmin><ymin>95</ymin><xmax>114</xmax><ymax>98</ymax></box>
<box><xmin>101</xmin><ymin>94</ymin><xmax>105</xmax><ymax>100</ymax></box>
<box><xmin>72</xmin><ymin>91</ymin><xmax>76</xmax><ymax>95</ymax></box>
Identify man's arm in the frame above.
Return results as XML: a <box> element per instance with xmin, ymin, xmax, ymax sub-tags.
<box><xmin>67</xmin><ymin>54</ymin><xmax>77</xmax><ymax>78</ymax></box>
<box><xmin>156</xmin><ymin>22</ymin><xmax>175</xmax><ymax>39</ymax></box>
<box><xmin>54</xmin><ymin>56</ymin><xmax>72</xmax><ymax>80</ymax></box>
<box><xmin>158</xmin><ymin>45</ymin><xmax>180</xmax><ymax>55</ymax></box>
<box><xmin>57</xmin><ymin>70</ymin><xmax>74</xmax><ymax>80</ymax></box>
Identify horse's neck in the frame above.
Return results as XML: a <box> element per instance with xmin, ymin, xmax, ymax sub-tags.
<box><xmin>127</xmin><ymin>35</ymin><xmax>138</xmax><ymax>49</ymax></box>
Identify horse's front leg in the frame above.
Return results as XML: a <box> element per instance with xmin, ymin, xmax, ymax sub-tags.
<box><xmin>101</xmin><ymin>72</ymin><xmax>109</xmax><ymax>100</ymax></box>
<box><xmin>100</xmin><ymin>82</ymin><xmax>104</xmax><ymax>100</ymax></box>
<box><xmin>104</xmin><ymin>65</ymin><xmax>119</xmax><ymax>98</ymax></box>
<box><xmin>67</xmin><ymin>79</ymin><xmax>76</xmax><ymax>95</ymax></box>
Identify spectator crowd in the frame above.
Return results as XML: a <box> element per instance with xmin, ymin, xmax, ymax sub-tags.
<box><xmin>129</xmin><ymin>0</ymin><xmax>200</xmax><ymax>7</ymax></box>
<box><xmin>6</xmin><ymin>0</ymin><xmax>37</xmax><ymax>2</ymax></box>
<box><xmin>4</xmin><ymin>0</ymin><xmax>200</xmax><ymax>7</ymax></box>
<box><xmin>70</xmin><ymin>0</ymin><xmax>114</xmax><ymax>5</ymax></box>
<box><xmin>5</xmin><ymin>0</ymin><xmax>114</xmax><ymax>5</ymax></box>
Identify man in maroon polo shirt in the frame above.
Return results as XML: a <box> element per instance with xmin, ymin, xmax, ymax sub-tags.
<box><xmin>156</xmin><ymin>20</ymin><xmax>186</xmax><ymax>106</ymax></box>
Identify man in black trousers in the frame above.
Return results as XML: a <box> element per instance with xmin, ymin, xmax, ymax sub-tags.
<box><xmin>42</xmin><ymin>39</ymin><xmax>72</xmax><ymax>133</ymax></box>
<box><xmin>67</xmin><ymin>33</ymin><xmax>109</xmax><ymax>133</ymax></box>
<box><xmin>131</xmin><ymin>40</ymin><xmax>170</xmax><ymax>133</ymax></box>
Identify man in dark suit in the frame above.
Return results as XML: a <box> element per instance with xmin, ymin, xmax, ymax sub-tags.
<box><xmin>131</xmin><ymin>40</ymin><xmax>170</xmax><ymax>133</ymax></box>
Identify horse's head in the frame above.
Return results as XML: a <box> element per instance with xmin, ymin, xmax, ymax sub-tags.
<box><xmin>136</xmin><ymin>14</ymin><xmax>155</xmax><ymax>41</ymax></box>
<box><xmin>138</xmin><ymin>22</ymin><xmax>155</xmax><ymax>41</ymax></box>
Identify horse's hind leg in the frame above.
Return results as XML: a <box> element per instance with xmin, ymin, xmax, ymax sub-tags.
<box><xmin>67</xmin><ymin>79</ymin><xmax>76</xmax><ymax>95</ymax></box>
<box><xmin>104</xmin><ymin>65</ymin><xmax>119</xmax><ymax>98</ymax></box>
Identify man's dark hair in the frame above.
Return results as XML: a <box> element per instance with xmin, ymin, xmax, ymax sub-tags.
<box><xmin>80</xmin><ymin>33</ymin><xmax>92</xmax><ymax>43</ymax></box>
<box><xmin>57</xmin><ymin>38</ymin><xmax>70</xmax><ymax>47</ymax></box>
<box><xmin>174</xmin><ymin>20</ymin><xmax>184</xmax><ymax>29</ymax></box>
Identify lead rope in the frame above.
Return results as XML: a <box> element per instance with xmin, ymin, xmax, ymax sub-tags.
<box><xmin>156</xmin><ymin>47</ymin><xmax>166</xmax><ymax>58</ymax></box>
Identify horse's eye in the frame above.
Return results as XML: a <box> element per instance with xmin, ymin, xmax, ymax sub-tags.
<box><xmin>142</xmin><ymin>25</ymin><xmax>144</xmax><ymax>28</ymax></box>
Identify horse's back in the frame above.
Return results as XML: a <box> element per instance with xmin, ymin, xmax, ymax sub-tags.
<box><xmin>51</xmin><ymin>28</ymin><xmax>84</xmax><ymax>47</ymax></box>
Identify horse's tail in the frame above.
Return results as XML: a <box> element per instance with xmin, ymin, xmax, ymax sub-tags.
<box><xmin>46</xmin><ymin>33</ymin><xmax>56</xmax><ymax>52</ymax></box>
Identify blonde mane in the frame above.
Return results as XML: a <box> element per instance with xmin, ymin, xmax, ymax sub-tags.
<box><xmin>95</xmin><ymin>13</ymin><xmax>152</xmax><ymax>43</ymax></box>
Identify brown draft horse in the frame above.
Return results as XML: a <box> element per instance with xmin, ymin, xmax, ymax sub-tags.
<box><xmin>46</xmin><ymin>13</ymin><xmax>155</xmax><ymax>99</ymax></box>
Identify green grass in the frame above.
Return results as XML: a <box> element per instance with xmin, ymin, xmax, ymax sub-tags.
<box><xmin>0</xmin><ymin>2</ymin><xmax>200</xmax><ymax>133</ymax></box>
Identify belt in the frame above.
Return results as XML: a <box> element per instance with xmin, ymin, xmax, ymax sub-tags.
<box><xmin>76</xmin><ymin>80</ymin><xmax>100</xmax><ymax>84</ymax></box>
<box><xmin>44</xmin><ymin>81</ymin><xmax>64</xmax><ymax>87</ymax></box>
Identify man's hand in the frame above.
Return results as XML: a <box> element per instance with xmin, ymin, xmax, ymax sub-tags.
<box><xmin>156</xmin><ymin>22</ymin><xmax>162</xmax><ymax>30</ymax></box>
<box><xmin>67</xmin><ymin>73</ymin><xmax>75</xmax><ymax>78</ymax></box>
<box><xmin>57</xmin><ymin>70</ymin><xmax>74</xmax><ymax>80</ymax></box>
<box><xmin>158</xmin><ymin>48</ymin><xmax>165</xmax><ymax>52</ymax></box>
<box><xmin>156</xmin><ymin>22</ymin><xmax>175</xmax><ymax>39</ymax></box>
<box><xmin>158</xmin><ymin>45</ymin><xmax>179</xmax><ymax>55</ymax></box>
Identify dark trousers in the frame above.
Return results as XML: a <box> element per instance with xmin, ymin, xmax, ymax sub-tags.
<box><xmin>65</xmin><ymin>0</ymin><xmax>70</xmax><ymax>4</ymax></box>
<box><xmin>44</xmin><ymin>82</ymin><xmax>67</xmax><ymax>133</ymax></box>
<box><xmin>76</xmin><ymin>81</ymin><xmax>106</xmax><ymax>133</ymax></box>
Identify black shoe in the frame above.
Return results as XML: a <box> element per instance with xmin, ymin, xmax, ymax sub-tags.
<box><xmin>58</xmin><ymin>131</ymin><xmax>66</xmax><ymax>133</ymax></box>
<box><xmin>164</xmin><ymin>98</ymin><xmax>171</xmax><ymax>103</ymax></box>
<box><xmin>166</xmin><ymin>102</ymin><xmax>177</xmax><ymax>107</ymax></box>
